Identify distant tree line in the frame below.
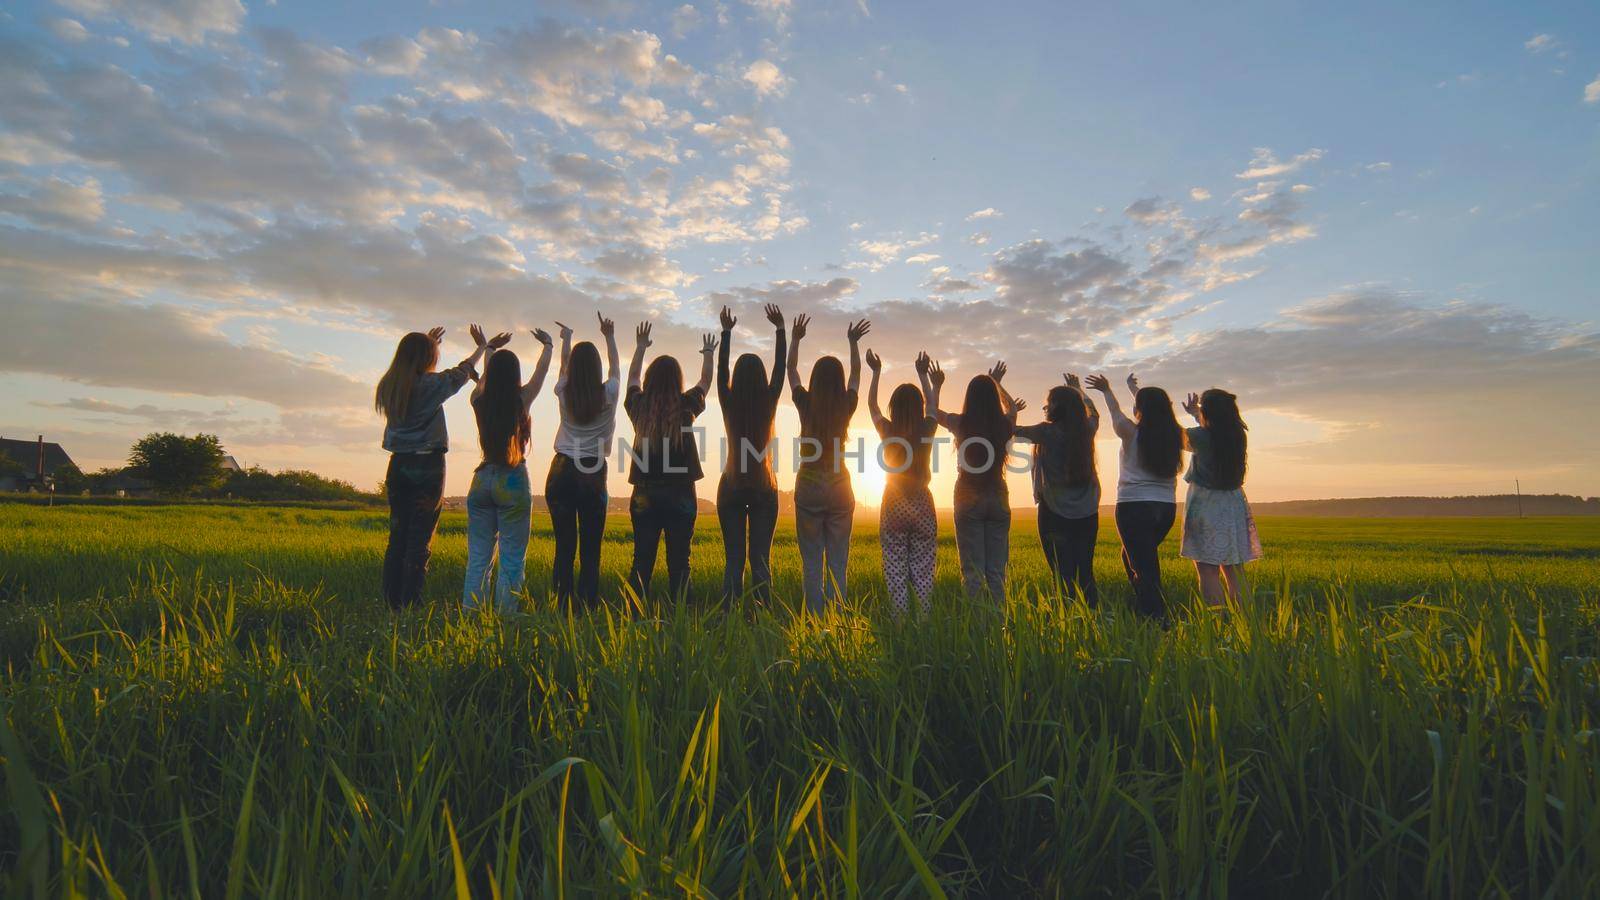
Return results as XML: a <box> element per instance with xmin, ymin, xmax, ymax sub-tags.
<box><xmin>51</xmin><ymin>432</ymin><xmax>380</xmax><ymax>504</ymax></box>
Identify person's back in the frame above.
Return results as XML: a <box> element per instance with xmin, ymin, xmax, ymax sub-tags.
<box><xmin>546</xmin><ymin>319</ymin><xmax>621</xmax><ymax>605</ymax></box>
<box><xmin>716</xmin><ymin>304</ymin><xmax>788</xmax><ymax>603</ymax></box>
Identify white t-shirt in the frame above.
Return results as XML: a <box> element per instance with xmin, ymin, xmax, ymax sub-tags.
<box><xmin>552</xmin><ymin>376</ymin><xmax>620</xmax><ymax>460</ymax></box>
<box><xmin>1111</xmin><ymin>410</ymin><xmax>1178</xmax><ymax>504</ymax></box>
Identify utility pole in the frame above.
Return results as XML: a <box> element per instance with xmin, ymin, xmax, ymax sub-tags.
<box><xmin>1515</xmin><ymin>479</ymin><xmax>1524</xmax><ymax>518</ymax></box>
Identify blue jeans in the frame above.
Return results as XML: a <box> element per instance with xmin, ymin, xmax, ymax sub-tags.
<box><xmin>463</xmin><ymin>463</ymin><xmax>532</xmax><ymax>612</ymax></box>
<box><xmin>794</xmin><ymin>470</ymin><xmax>854</xmax><ymax>611</ymax></box>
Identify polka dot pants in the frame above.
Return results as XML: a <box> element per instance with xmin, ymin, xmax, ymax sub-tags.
<box><xmin>880</xmin><ymin>485</ymin><xmax>937</xmax><ymax>615</ymax></box>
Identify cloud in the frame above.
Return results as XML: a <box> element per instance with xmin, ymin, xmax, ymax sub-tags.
<box><xmin>1586</xmin><ymin>75</ymin><xmax>1600</xmax><ymax>104</ymax></box>
<box><xmin>670</xmin><ymin>4</ymin><xmax>703</xmax><ymax>37</ymax></box>
<box><xmin>743</xmin><ymin>59</ymin><xmax>789</xmax><ymax>97</ymax></box>
<box><xmin>904</xmin><ymin>253</ymin><xmax>940</xmax><ymax>265</ymax></box>
<box><xmin>1524</xmin><ymin>34</ymin><xmax>1556</xmax><ymax>53</ymax></box>
<box><xmin>965</xmin><ymin>207</ymin><xmax>1001</xmax><ymax>221</ymax></box>
<box><xmin>1365</xmin><ymin>161</ymin><xmax>1392</xmax><ymax>172</ymax></box>
<box><xmin>46</xmin><ymin>18</ymin><xmax>92</xmax><ymax>42</ymax></box>
<box><xmin>0</xmin><ymin>292</ymin><xmax>368</xmax><ymax>409</ymax></box>
<box><xmin>1189</xmin><ymin>187</ymin><xmax>1211</xmax><ymax>201</ymax></box>
<box><xmin>55</xmin><ymin>0</ymin><xmax>247</xmax><ymax>45</ymax></box>
<box><xmin>1140</xmin><ymin>289</ymin><xmax>1600</xmax><ymax>468</ymax></box>
<box><xmin>0</xmin><ymin>176</ymin><xmax>105</xmax><ymax>228</ymax></box>
<box><xmin>703</xmin><ymin>276</ymin><xmax>858</xmax><ymax>310</ymax></box>
<box><xmin>1124</xmin><ymin>196</ymin><xmax>1182</xmax><ymax>226</ymax></box>
<box><xmin>1236</xmin><ymin>147</ymin><xmax>1325</xmax><ymax>179</ymax></box>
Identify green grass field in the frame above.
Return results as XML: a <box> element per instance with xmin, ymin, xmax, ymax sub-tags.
<box><xmin>1</xmin><ymin>502</ymin><xmax>1598</xmax><ymax>896</ymax></box>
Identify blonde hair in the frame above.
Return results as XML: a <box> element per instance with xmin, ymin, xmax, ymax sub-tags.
<box><xmin>375</xmin><ymin>332</ymin><xmax>439</xmax><ymax>422</ymax></box>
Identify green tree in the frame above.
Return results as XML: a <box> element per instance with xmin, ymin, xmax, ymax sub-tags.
<box><xmin>52</xmin><ymin>462</ymin><xmax>88</xmax><ymax>494</ymax></box>
<box><xmin>126</xmin><ymin>433</ymin><xmax>227</xmax><ymax>497</ymax></box>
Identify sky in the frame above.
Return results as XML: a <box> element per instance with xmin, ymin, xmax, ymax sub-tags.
<box><xmin>1</xmin><ymin>0</ymin><xmax>1597</xmax><ymax>504</ymax></box>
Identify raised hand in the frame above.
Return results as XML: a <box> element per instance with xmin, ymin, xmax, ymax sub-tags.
<box><xmin>1086</xmin><ymin>373</ymin><xmax>1111</xmax><ymax>393</ymax></box>
<box><xmin>846</xmin><ymin>319</ymin><xmax>872</xmax><ymax>343</ymax></box>
<box><xmin>764</xmin><ymin>304</ymin><xmax>783</xmax><ymax>327</ymax></box>
<box><xmin>1063</xmin><ymin>372</ymin><xmax>1081</xmax><ymax>389</ymax></box>
<box><xmin>468</xmin><ymin>324</ymin><xmax>486</xmax><ymax>347</ymax></box>
<box><xmin>989</xmin><ymin>361</ymin><xmax>1008</xmax><ymax>384</ymax></box>
<box><xmin>865</xmin><ymin>348</ymin><xmax>882</xmax><ymax>372</ymax></box>
<box><xmin>1183</xmin><ymin>392</ymin><xmax>1201</xmax><ymax>417</ymax></box>
<box><xmin>1126</xmin><ymin>372</ymin><xmax>1140</xmax><ymax>394</ymax></box>
<box><xmin>720</xmin><ymin>305</ymin><xmax>737</xmax><ymax>331</ymax></box>
<box><xmin>428</xmin><ymin>326</ymin><xmax>446</xmax><ymax>343</ymax></box>
<box><xmin>701</xmin><ymin>333</ymin><xmax>718</xmax><ymax>354</ymax></box>
<box><xmin>791</xmin><ymin>314</ymin><xmax>810</xmax><ymax>341</ymax></box>
<box><xmin>1013</xmin><ymin>398</ymin><xmax>1028</xmax><ymax>412</ymax></box>
<box><xmin>556</xmin><ymin>320</ymin><xmax>574</xmax><ymax>342</ymax></box>
<box><xmin>915</xmin><ymin>351</ymin><xmax>930</xmax><ymax>377</ymax></box>
<box><xmin>597</xmin><ymin>312</ymin><xmax>614</xmax><ymax>338</ymax></box>
<box><xmin>635</xmin><ymin>322</ymin><xmax>653</xmax><ymax>349</ymax></box>
<box><xmin>488</xmin><ymin>331</ymin><xmax>513</xmax><ymax>349</ymax></box>
<box><xmin>928</xmin><ymin>359</ymin><xmax>945</xmax><ymax>388</ymax></box>
<box><xmin>532</xmin><ymin>328</ymin><xmax>553</xmax><ymax>347</ymax></box>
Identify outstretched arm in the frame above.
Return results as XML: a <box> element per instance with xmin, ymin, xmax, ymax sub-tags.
<box><xmin>695</xmin><ymin>333</ymin><xmax>717</xmax><ymax>394</ymax></box>
<box><xmin>598</xmin><ymin>313</ymin><xmax>619</xmax><ymax>385</ymax></box>
<box><xmin>915</xmin><ymin>352</ymin><xmax>934</xmax><ymax>419</ymax></box>
<box><xmin>465</xmin><ymin>325</ymin><xmax>509</xmax><ymax>397</ymax></box>
<box><xmin>786</xmin><ymin>314</ymin><xmax>809</xmax><ymax>393</ymax></box>
<box><xmin>1087</xmin><ymin>373</ymin><xmax>1132</xmax><ymax>439</ymax></box>
<box><xmin>1064</xmin><ymin>372</ymin><xmax>1099</xmax><ymax>420</ymax></box>
<box><xmin>846</xmin><ymin>319</ymin><xmax>871</xmax><ymax>394</ymax></box>
<box><xmin>628</xmin><ymin>322</ymin><xmax>652</xmax><ymax>390</ymax></box>
<box><xmin>521</xmin><ymin>329</ymin><xmax>554</xmax><ymax>406</ymax></box>
<box><xmin>925</xmin><ymin>357</ymin><xmax>949</xmax><ymax>427</ymax></box>
<box><xmin>555</xmin><ymin>320</ymin><xmax>573</xmax><ymax>382</ymax></box>
<box><xmin>865</xmin><ymin>349</ymin><xmax>885</xmax><ymax>429</ymax></box>
<box><xmin>765</xmin><ymin>304</ymin><xmax>786</xmax><ymax>401</ymax></box>
<box><xmin>717</xmin><ymin>305</ymin><xmax>735</xmax><ymax>406</ymax></box>
<box><xmin>989</xmin><ymin>362</ymin><xmax>1020</xmax><ymax>421</ymax></box>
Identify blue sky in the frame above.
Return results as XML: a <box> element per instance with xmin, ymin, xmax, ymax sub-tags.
<box><xmin>1</xmin><ymin>0</ymin><xmax>1596</xmax><ymax>501</ymax></box>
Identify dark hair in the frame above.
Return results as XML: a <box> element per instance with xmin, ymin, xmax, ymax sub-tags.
<box><xmin>882</xmin><ymin>382</ymin><xmax>925</xmax><ymax>471</ymax></box>
<box><xmin>564</xmin><ymin>341</ymin><xmax>605</xmax><ymax>425</ymax></box>
<box><xmin>957</xmin><ymin>374</ymin><xmax>1013</xmax><ymax>482</ymax></box>
<box><xmin>635</xmin><ymin>355</ymin><xmax>685</xmax><ymax>445</ymax></box>
<box><xmin>1200</xmin><ymin>388</ymin><xmax>1247</xmax><ymax>489</ymax></box>
<box><xmin>726</xmin><ymin>352</ymin><xmax>774</xmax><ymax>461</ymax></box>
<box><xmin>375</xmin><ymin>332</ymin><xmax>439</xmax><ymax>421</ymax></box>
<box><xmin>1133</xmin><ymin>386</ymin><xmax>1183</xmax><ymax>479</ymax></box>
<box><xmin>801</xmin><ymin>356</ymin><xmax>850</xmax><ymax>447</ymax></box>
<box><xmin>474</xmin><ymin>349</ymin><xmax>530</xmax><ymax>467</ymax></box>
<box><xmin>1043</xmin><ymin>386</ymin><xmax>1096</xmax><ymax>487</ymax></box>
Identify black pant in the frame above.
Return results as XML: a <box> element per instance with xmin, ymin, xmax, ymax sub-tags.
<box><xmin>629</xmin><ymin>483</ymin><xmax>698</xmax><ymax>602</ymax></box>
<box><xmin>1038</xmin><ymin>506</ymin><xmax>1098</xmax><ymax>607</ymax></box>
<box><xmin>1114</xmin><ymin>501</ymin><xmax>1176</xmax><ymax>620</ymax></box>
<box><xmin>717</xmin><ymin>478</ymin><xmax>779</xmax><ymax>604</ymax></box>
<box><xmin>382</xmin><ymin>452</ymin><xmax>445</xmax><ymax>609</ymax></box>
<box><xmin>546</xmin><ymin>455</ymin><xmax>608</xmax><ymax>605</ymax></box>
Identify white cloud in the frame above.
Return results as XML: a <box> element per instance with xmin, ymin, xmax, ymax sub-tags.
<box><xmin>1586</xmin><ymin>75</ymin><xmax>1600</xmax><ymax>104</ymax></box>
<box><xmin>1189</xmin><ymin>187</ymin><xmax>1211</xmax><ymax>201</ymax></box>
<box><xmin>1236</xmin><ymin>147</ymin><xmax>1325</xmax><ymax>179</ymax></box>
<box><xmin>46</xmin><ymin>18</ymin><xmax>92</xmax><ymax>42</ymax></box>
<box><xmin>743</xmin><ymin>59</ymin><xmax>789</xmax><ymax>98</ymax></box>
<box><xmin>670</xmin><ymin>4</ymin><xmax>702</xmax><ymax>37</ymax></box>
<box><xmin>904</xmin><ymin>253</ymin><xmax>940</xmax><ymax>265</ymax></box>
<box><xmin>0</xmin><ymin>176</ymin><xmax>106</xmax><ymax>228</ymax></box>
<box><xmin>1524</xmin><ymin>34</ymin><xmax>1556</xmax><ymax>53</ymax></box>
<box><xmin>55</xmin><ymin>0</ymin><xmax>247</xmax><ymax>45</ymax></box>
<box><xmin>1365</xmin><ymin>161</ymin><xmax>1392</xmax><ymax>172</ymax></box>
<box><xmin>965</xmin><ymin>207</ymin><xmax>1001</xmax><ymax>221</ymax></box>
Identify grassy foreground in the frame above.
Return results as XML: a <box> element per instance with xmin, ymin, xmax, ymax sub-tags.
<box><xmin>1</xmin><ymin>503</ymin><xmax>1598</xmax><ymax>896</ymax></box>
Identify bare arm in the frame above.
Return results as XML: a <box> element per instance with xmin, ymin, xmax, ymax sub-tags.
<box><xmin>764</xmin><ymin>304</ymin><xmax>785</xmax><ymax>401</ymax></box>
<box><xmin>865</xmin><ymin>349</ymin><xmax>885</xmax><ymax>429</ymax></box>
<box><xmin>464</xmin><ymin>324</ymin><xmax>501</xmax><ymax>398</ymax></box>
<box><xmin>1087</xmin><ymin>373</ymin><xmax>1133</xmax><ymax>439</ymax></box>
<box><xmin>717</xmin><ymin>306</ymin><xmax>735</xmax><ymax>407</ymax></box>
<box><xmin>925</xmin><ymin>357</ymin><xmax>949</xmax><ymax>427</ymax></box>
<box><xmin>845</xmin><ymin>319</ymin><xmax>871</xmax><ymax>394</ymax></box>
<box><xmin>786</xmin><ymin>314</ymin><xmax>808</xmax><ymax>393</ymax></box>
<box><xmin>915</xmin><ymin>352</ymin><xmax>934</xmax><ymax>419</ymax></box>
<box><xmin>521</xmin><ymin>329</ymin><xmax>554</xmax><ymax>406</ymax></box>
<box><xmin>598</xmin><ymin>313</ymin><xmax>619</xmax><ymax>384</ymax></box>
<box><xmin>555</xmin><ymin>321</ymin><xmax>573</xmax><ymax>382</ymax></box>
<box><xmin>695</xmin><ymin>333</ymin><xmax>716</xmax><ymax>394</ymax></box>
<box><xmin>628</xmin><ymin>322</ymin><xmax>651</xmax><ymax>390</ymax></box>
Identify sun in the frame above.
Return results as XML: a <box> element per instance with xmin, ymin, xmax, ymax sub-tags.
<box><xmin>848</xmin><ymin>429</ymin><xmax>887</xmax><ymax>504</ymax></box>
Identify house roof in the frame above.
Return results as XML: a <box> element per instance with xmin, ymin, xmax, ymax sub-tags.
<box><xmin>0</xmin><ymin>437</ymin><xmax>76</xmax><ymax>477</ymax></box>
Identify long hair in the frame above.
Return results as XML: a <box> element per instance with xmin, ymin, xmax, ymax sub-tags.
<box><xmin>882</xmin><ymin>382</ymin><xmax>925</xmax><ymax>471</ymax></box>
<box><xmin>957</xmin><ymin>374</ymin><xmax>1013</xmax><ymax>481</ymax></box>
<box><xmin>1200</xmin><ymin>388</ymin><xmax>1247</xmax><ymax>489</ymax></box>
<box><xmin>726</xmin><ymin>352</ymin><xmax>774</xmax><ymax>461</ymax></box>
<box><xmin>1043</xmin><ymin>386</ymin><xmax>1096</xmax><ymax>487</ymax></box>
<box><xmin>564</xmin><ymin>341</ymin><xmax>605</xmax><ymax>425</ymax></box>
<box><xmin>375</xmin><ymin>332</ymin><xmax>438</xmax><ymax>422</ymax></box>
<box><xmin>802</xmin><ymin>356</ymin><xmax>850</xmax><ymax>446</ymax></box>
<box><xmin>474</xmin><ymin>349</ymin><xmax>529</xmax><ymax>466</ymax></box>
<box><xmin>635</xmin><ymin>355</ymin><xmax>685</xmax><ymax>445</ymax></box>
<box><xmin>1133</xmin><ymin>386</ymin><xmax>1183</xmax><ymax>478</ymax></box>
